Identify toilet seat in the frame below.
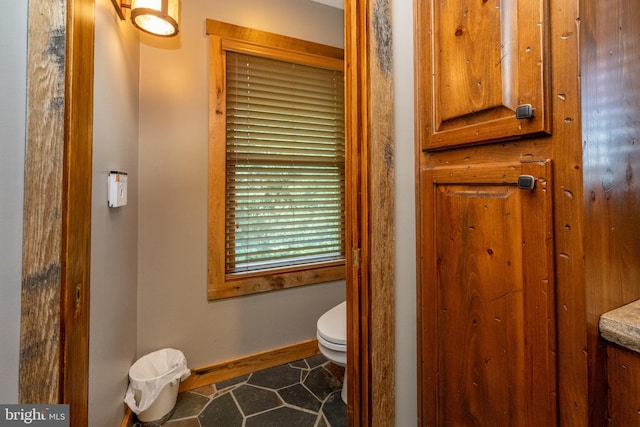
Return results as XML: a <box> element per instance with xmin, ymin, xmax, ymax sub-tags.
<box><xmin>317</xmin><ymin>333</ymin><xmax>346</xmax><ymax>352</ymax></box>
<box><xmin>317</xmin><ymin>301</ymin><xmax>346</xmax><ymax>351</ymax></box>
<box><xmin>316</xmin><ymin>300</ymin><xmax>348</xmax><ymax>404</ymax></box>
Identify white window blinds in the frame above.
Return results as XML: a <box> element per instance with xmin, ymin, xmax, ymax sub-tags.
<box><xmin>225</xmin><ymin>51</ymin><xmax>346</xmax><ymax>274</ymax></box>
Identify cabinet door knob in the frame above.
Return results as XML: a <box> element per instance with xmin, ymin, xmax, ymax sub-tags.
<box><xmin>517</xmin><ymin>175</ymin><xmax>537</xmax><ymax>190</ymax></box>
<box><xmin>516</xmin><ymin>104</ymin><xmax>536</xmax><ymax>119</ymax></box>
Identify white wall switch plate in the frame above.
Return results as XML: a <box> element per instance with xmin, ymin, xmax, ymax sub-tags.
<box><xmin>108</xmin><ymin>171</ymin><xmax>128</xmax><ymax>208</ymax></box>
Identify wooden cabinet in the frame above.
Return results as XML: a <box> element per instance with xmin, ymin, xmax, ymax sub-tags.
<box><xmin>415</xmin><ymin>3</ymin><xmax>557</xmax><ymax>422</ymax></box>
<box><xmin>607</xmin><ymin>344</ymin><xmax>640</xmax><ymax>426</ymax></box>
<box><xmin>419</xmin><ymin>160</ymin><xmax>556</xmax><ymax>426</ymax></box>
<box><xmin>416</xmin><ymin>0</ymin><xmax>640</xmax><ymax>425</ymax></box>
<box><xmin>416</xmin><ymin>0</ymin><xmax>550</xmax><ymax>150</ymax></box>
<box><xmin>416</xmin><ymin>1</ymin><xmax>560</xmax><ymax>425</ymax></box>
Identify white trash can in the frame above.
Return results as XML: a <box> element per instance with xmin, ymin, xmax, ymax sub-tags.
<box><xmin>124</xmin><ymin>348</ymin><xmax>190</xmax><ymax>425</ymax></box>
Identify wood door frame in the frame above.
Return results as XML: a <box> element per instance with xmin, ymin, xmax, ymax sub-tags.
<box><xmin>20</xmin><ymin>0</ymin><xmax>94</xmax><ymax>425</ymax></box>
<box><xmin>20</xmin><ymin>0</ymin><xmax>395</xmax><ymax>426</ymax></box>
<box><xmin>345</xmin><ymin>0</ymin><xmax>395</xmax><ymax>425</ymax></box>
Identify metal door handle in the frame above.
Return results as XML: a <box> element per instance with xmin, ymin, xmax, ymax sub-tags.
<box><xmin>517</xmin><ymin>175</ymin><xmax>537</xmax><ymax>190</ymax></box>
<box><xmin>516</xmin><ymin>104</ymin><xmax>535</xmax><ymax>119</ymax></box>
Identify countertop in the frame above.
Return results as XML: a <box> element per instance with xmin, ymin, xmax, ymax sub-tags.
<box><xmin>600</xmin><ymin>300</ymin><xmax>640</xmax><ymax>354</ymax></box>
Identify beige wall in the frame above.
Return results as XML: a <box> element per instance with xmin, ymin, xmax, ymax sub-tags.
<box><xmin>89</xmin><ymin>0</ymin><xmax>140</xmax><ymax>425</ymax></box>
<box><xmin>0</xmin><ymin>0</ymin><xmax>28</xmax><ymax>404</ymax></box>
<box><xmin>137</xmin><ymin>0</ymin><xmax>346</xmax><ymax>368</ymax></box>
<box><xmin>392</xmin><ymin>0</ymin><xmax>418</xmax><ymax>424</ymax></box>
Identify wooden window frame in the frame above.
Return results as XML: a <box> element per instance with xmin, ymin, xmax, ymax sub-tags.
<box><xmin>206</xmin><ymin>19</ymin><xmax>346</xmax><ymax>300</ymax></box>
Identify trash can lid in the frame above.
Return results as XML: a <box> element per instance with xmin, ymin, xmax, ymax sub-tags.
<box><xmin>129</xmin><ymin>348</ymin><xmax>187</xmax><ymax>382</ymax></box>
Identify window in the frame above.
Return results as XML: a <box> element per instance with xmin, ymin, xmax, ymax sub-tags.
<box><xmin>206</xmin><ymin>20</ymin><xmax>346</xmax><ymax>300</ymax></box>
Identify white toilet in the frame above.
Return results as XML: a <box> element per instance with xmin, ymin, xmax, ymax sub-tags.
<box><xmin>316</xmin><ymin>301</ymin><xmax>347</xmax><ymax>403</ymax></box>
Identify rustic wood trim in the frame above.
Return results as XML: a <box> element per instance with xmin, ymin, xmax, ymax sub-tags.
<box><xmin>413</xmin><ymin>0</ymin><xmax>429</xmax><ymax>424</ymax></box>
<box><xmin>345</xmin><ymin>2</ymin><xmax>361</xmax><ymax>425</ymax></box>
<box><xmin>220</xmin><ymin>38</ymin><xmax>344</xmax><ymax>71</ymax></box>
<box><xmin>521</xmin><ymin>160</ymin><xmax>557</xmax><ymax>426</ymax></box>
<box><xmin>367</xmin><ymin>0</ymin><xmax>396</xmax><ymax>425</ymax></box>
<box><xmin>120</xmin><ymin>407</ymin><xmax>134</xmax><ymax>427</ymax></box>
<box><xmin>549</xmin><ymin>0</ymin><xmax>590</xmax><ymax>424</ymax></box>
<box><xmin>415</xmin><ymin>170</ymin><xmax>435</xmax><ymax>425</ymax></box>
<box><xmin>345</xmin><ymin>0</ymin><xmax>395</xmax><ymax>424</ymax></box>
<box><xmin>413</xmin><ymin>0</ymin><xmax>431</xmax><ymax>160</ymax></box>
<box><xmin>206</xmin><ymin>24</ymin><xmax>346</xmax><ymax>301</ymax></box>
<box><xmin>178</xmin><ymin>340</ymin><xmax>321</xmax><ymax>392</ymax></box>
<box><xmin>20</xmin><ymin>0</ymin><xmax>94</xmax><ymax>425</ymax></box>
<box><xmin>225</xmin><ymin>261</ymin><xmax>345</xmax><ymax>282</ymax></box>
<box><xmin>208</xmin><ymin>33</ymin><xmax>228</xmax><ymax>298</ymax></box>
<box><xmin>205</xmin><ymin>19</ymin><xmax>344</xmax><ymax>61</ymax></box>
<box><xmin>61</xmin><ymin>0</ymin><xmax>94</xmax><ymax>424</ymax></box>
<box><xmin>209</xmin><ymin>265</ymin><xmax>346</xmax><ymax>300</ymax></box>
<box><xmin>345</xmin><ymin>0</ymin><xmax>368</xmax><ymax>424</ymax></box>
<box><xmin>20</xmin><ymin>0</ymin><xmax>67</xmax><ymax>405</ymax></box>
<box><xmin>428</xmin><ymin>161</ymin><xmax>524</xmax><ymax>183</ymax></box>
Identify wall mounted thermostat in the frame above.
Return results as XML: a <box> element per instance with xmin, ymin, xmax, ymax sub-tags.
<box><xmin>108</xmin><ymin>171</ymin><xmax>128</xmax><ymax>208</ymax></box>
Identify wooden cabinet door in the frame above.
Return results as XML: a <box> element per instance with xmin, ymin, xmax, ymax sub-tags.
<box><xmin>416</xmin><ymin>0</ymin><xmax>550</xmax><ymax>150</ymax></box>
<box><xmin>607</xmin><ymin>344</ymin><xmax>640</xmax><ymax>426</ymax></box>
<box><xmin>418</xmin><ymin>160</ymin><xmax>556</xmax><ymax>426</ymax></box>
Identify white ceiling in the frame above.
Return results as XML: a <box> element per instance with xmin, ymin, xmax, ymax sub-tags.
<box><xmin>309</xmin><ymin>0</ymin><xmax>344</xmax><ymax>10</ymax></box>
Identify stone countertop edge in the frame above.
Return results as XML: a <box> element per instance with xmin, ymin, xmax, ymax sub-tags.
<box><xmin>599</xmin><ymin>299</ymin><xmax>640</xmax><ymax>354</ymax></box>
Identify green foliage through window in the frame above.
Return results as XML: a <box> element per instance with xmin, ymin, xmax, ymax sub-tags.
<box><xmin>225</xmin><ymin>52</ymin><xmax>346</xmax><ymax>273</ymax></box>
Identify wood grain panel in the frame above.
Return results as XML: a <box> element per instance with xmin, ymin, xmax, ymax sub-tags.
<box><xmin>205</xmin><ymin>19</ymin><xmax>343</xmax><ymax>61</ymax></box>
<box><xmin>20</xmin><ymin>0</ymin><xmax>67</xmax><ymax>405</ymax></box>
<box><xmin>345</xmin><ymin>0</ymin><xmax>369</xmax><ymax>424</ymax></box>
<box><xmin>420</xmin><ymin>161</ymin><xmax>556</xmax><ymax>426</ymax></box>
<box><xmin>417</xmin><ymin>0</ymin><xmax>551</xmax><ymax>149</ymax></box>
<box><xmin>436</xmin><ymin>184</ymin><xmax>526</xmax><ymax>426</ymax></box>
<box><xmin>61</xmin><ymin>0</ymin><xmax>94</xmax><ymax>424</ymax></box>
<box><xmin>547</xmin><ymin>0</ymin><xmax>589</xmax><ymax>425</ymax></box>
<box><xmin>368</xmin><ymin>0</ymin><xmax>395</xmax><ymax>423</ymax></box>
<box><xmin>520</xmin><ymin>161</ymin><xmax>557</xmax><ymax>427</ymax></box>
<box><xmin>607</xmin><ymin>344</ymin><xmax>640</xmax><ymax>426</ymax></box>
<box><xmin>436</xmin><ymin>0</ymin><xmax>504</xmax><ymax>120</ymax></box>
<box><xmin>581</xmin><ymin>0</ymin><xmax>640</xmax><ymax>424</ymax></box>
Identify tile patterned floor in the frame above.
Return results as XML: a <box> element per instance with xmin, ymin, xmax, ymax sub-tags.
<box><xmin>138</xmin><ymin>354</ymin><xmax>346</xmax><ymax>427</ymax></box>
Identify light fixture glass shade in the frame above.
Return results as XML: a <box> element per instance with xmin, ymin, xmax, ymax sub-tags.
<box><xmin>130</xmin><ymin>0</ymin><xmax>179</xmax><ymax>37</ymax></box>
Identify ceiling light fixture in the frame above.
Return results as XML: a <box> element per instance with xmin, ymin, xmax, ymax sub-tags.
<box><xmin>111</xmin><ymin>0</ymin><xmax>180</xmax><ymax>37</ymax></box>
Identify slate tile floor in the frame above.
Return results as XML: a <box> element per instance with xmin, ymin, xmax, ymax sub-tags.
<box><xmin>141</xmin><ymin>354</ymin><xmax>346</xmax><ymax>427</ymax></box>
